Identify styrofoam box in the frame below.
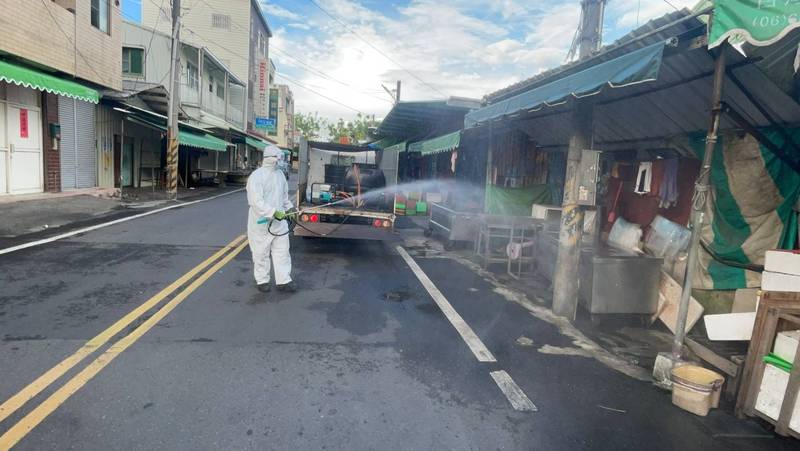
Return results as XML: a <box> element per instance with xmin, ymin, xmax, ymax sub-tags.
<box><xmin>765</xmin><ymin>250</ymin><xmax>800</xmax><ymax>277</ymax></box>
<box><xmin>755</xmin><ymin>364</ymin><xmax>800</xmax><ymax>433</ymax></box>
<box><xmin>425</xmin><ymin>193</ymin><xmax>443</xmax><ymax>203</ymax></box>
<box><xmin>775</xmin><ymin>330</ymin><xmax>800</xmax><ymax>364</ymax></box>
<box><xmin>704</xmin><ymin>312</ymin><xmax>756</xmax><ymax>341</ymax></box>
<box><xmin>762</xmin><ymin>271</ymin><xmax>800</xmax><ymax>293</ymax></box>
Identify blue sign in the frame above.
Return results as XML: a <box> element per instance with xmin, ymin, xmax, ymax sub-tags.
<box><xmin>255</xmin><ymin>117</ymin><xmax>275</xmax><ymax>128</ymax></box>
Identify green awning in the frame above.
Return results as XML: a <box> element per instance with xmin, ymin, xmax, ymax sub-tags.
<box><xmin>408</xmin><ymin>131</ymin><xmax>461</xmax><ymax>156</ymax></box>
<box><xmin>246</xmin><ymin>136</ymin><xmax>267</xmax><ymax>149</ymax></box>
<box><xmin>384</xmin><ymin>141</ymin><xmax>407</xmax><ymax>153</ymax></box>
<box><xmin>0</xmin><ymin>59</ymin><xmax>99</xmax><ymax>104</ymax></box>
<box><xmin>179</xmin><ymin>130</ymin><xmax>229</xmax><ymax>152</ymax></box>
<box><xmin>464</xmin><ymin>41</ymin><xmax>665</xmax><ymax>128</ymax></box>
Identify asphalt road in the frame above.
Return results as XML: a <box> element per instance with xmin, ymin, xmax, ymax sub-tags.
<box><xmin>0</xmin><ymin>191</ymin><xmax>793</xmax><ymax>450</ymax></box>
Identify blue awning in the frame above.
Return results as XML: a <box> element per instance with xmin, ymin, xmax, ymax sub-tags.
<box><xmin>465</xmin><ymin>41</ymin><xmax>666</xmax><ymax>128</ymax></box>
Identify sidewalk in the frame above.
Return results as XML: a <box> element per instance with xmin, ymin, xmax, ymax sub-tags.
<box><xmin>0</xmin><ymin>185</ymin><xmax>243</xmax><ymax>247</ymax></box>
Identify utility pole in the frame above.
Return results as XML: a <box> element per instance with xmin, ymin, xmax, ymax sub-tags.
<box><xmin>166</xmin><ymin>0</ymin><xmax>182</xmax><ymax>199</ymax></box>
<box><xmin>552</xmin><ymin>0</ymin><xmax>605</xmax><ymax>320</ymax></box>
<box><xmin>396</xmin><ymin>80</ymin><xmax>401</xmax><ymax>103</ymax></box>
<box><xmin>381</xmin><ymin>80</ymin><xmax>402</xmax><ymax>105</ymax></box>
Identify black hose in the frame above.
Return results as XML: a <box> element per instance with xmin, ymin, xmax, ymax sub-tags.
<box><xmin>699</xmin><ymin>238</ymin><xmax>764</xmax><ymax>272</ymax></box>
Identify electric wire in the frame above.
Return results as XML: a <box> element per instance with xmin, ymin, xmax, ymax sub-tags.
<box><xmin>189</xmin><ymin>0</ymin><xmax>391</xmax><ymax>104</ymax></box>
<box><xmin>304</xmin><ymin>0</ymin><xmax>448</xmax><ymax>97</ymax></box>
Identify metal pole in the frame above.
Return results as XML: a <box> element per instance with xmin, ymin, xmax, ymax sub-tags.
<box><xmin>166</xmin><ymin>0</ymin><xmax>182</xmax><ymax>200</ymax></box>
<box><xmin>396</xmin><ymin>80</ymin><xmax>401</xmax><ymax>103</ymax></box>
<box><xmin>552</xmin><ymin>0</ymin><xmax>605</xmax><ymax>320</ymax></box>
<box><xmin>672</xmin><ymin>46</ymin><xmax>728</xmax><ymax>358</ymax></box>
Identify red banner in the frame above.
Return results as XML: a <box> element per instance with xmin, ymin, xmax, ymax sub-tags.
<box><xmin>19</xmin><ymin>109</ymin><xmax>28</xmax><ymax>138</ymax></box>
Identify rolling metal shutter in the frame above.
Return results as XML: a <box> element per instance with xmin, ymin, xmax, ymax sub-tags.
<box><xmin>59</xmin><ymin>98</ymin><xmax>97</xmax><ymax>189</ymax></box>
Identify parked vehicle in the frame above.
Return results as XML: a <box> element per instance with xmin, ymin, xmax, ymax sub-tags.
<box><xmin>295</xmin><ymin>138</ymin><xmax>399</xmax><ymax>240</ymax></box>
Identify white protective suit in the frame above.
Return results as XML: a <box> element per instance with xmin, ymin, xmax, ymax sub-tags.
<box><xmin>246</xmin><ymin>145</ymin><xmax>293</xmax><ymax>286</ymax></box>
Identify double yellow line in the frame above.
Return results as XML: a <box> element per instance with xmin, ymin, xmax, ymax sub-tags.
<box><xmin>0</xmin><ymin>234</ymin><xmax>249</xmax><ymax>450</ymax></box>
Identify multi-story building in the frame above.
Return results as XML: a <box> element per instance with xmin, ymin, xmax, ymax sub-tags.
<box><xmin>99</xmin><ymin>21</ymin><xmax>249</xmax><ymax>189</ymax></box>
<box><xmin>139</xmin><ymin>0</ymin><xmax>272</xmax><ymax>138</ymax></box>
<box><xmin>0</xmin><ymin>0</ymin><xmax>121</xmax><ymax>195</ymax></box>
<box><xmin>268</xmin><ymin>84</ymin><xmax>295</xmax><ymax>149</ymax></box>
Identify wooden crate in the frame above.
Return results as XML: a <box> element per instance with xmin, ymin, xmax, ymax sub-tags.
<box><xmin>736</xmin><ymin>291</ymin><xmax>800</xmax><ymax>438</ymax></box>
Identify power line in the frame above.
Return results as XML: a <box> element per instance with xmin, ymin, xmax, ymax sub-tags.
<box><xmin>304</xmin><ymin>0</ymin><xmax>448</xmax><ymax>98</ymax></box>
<box><xmin>276</xmin><ymin>73</ymin><xmax>363</xmax><ymax>114</ymax></box>
<box><xmin>269</xmin><ymin>46</ymin><xmax>393</xmax><ymax>104</ymax></box>
<box><xmin>189</xmin><ymin>0</ymin><xmax>391</xmax><ymax>104</ymax></box>
<box><xmin>129</xmin><ymin>0</ymin><xmax>168</xmax><ymax>94</ymax></box>
<box><xmin>661</xmin><ymin>0</ymin><xmax>680</xmax><ymax>11</ymax></box>
<box><xmin>142</xmin><ymin>0</ymin><xmax>366</xmax><ymax>114</ymax></box>
<box><xmin>39</xmin><ymin>0</ymin><xmax>107</xmax><ymax>82</ymax></box>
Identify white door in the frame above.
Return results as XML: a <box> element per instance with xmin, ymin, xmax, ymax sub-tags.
<box><xmin>0</xmin><ymin>101</ymin><xmax>7</xmax><ymax>194</ymax></box>
<box><xmin>7</xmin><ymin>104</ymin><xmax>42</xmax><ymax>194</ymax></box>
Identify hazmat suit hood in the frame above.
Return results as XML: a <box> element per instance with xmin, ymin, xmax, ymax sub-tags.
<box><xmin>262</xmin><ymin>145</ymin><xmax>283</xmax><ymax>170</ymax></box>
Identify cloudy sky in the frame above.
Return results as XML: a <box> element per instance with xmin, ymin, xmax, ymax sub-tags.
<box><xmin>124</xmin><ymin>0</ymin><xmax>698</xmax><ymax>123</ymax></box>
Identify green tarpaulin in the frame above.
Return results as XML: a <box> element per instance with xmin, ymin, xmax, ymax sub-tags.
<box><xmin>408</xmin><ymin>131</ymin><xmax>461</xmax><ymax>155</ymax></box>
<box><xmin>464</xmin><ymin>41</ymin><xmax>665</xmax><ymax>128</ymax></box>
<box><xmin>180</xmin><ymin>130</ymin><xmax>229</xmax><ymax>152</ymax></box>
<box><xmin>384</xmin><ymin>141</ymin><xmax>407</xmax><ymax>153</ymax></box>
<box><xmin>485</xmin><ymin>185</ymin><xmax>552</xmax><ymax>216</ymax></box>
<box><xmin>692</xmin><ymin>128</ymin><xmax>800</xmax><ymax>290</ymax></box>
<box><xmin>0</xmin><ymin>59</ymin><xmax>99</xmax><ymax>103</ymax></box>
<box><xmin>709</xmin><ymin>0</ymin><xmax>800</xmax><ymax>49</ymax></box>
<box><xmin>245</xmin><ymin>136</ymin><xmax>267</xmax><ymax>149</ymax></box>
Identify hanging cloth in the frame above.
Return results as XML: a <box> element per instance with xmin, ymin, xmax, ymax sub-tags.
<box><xmin>634</xmin><ymin>162</ymin><xmax>653</xmax><ymax>195</ymax></box>
<box><xmin>659</xmin><ymin>158</ymin><xmax>679</xmax><ymax>208</ymax></box>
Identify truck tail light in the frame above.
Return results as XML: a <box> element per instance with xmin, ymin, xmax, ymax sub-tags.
<box><xmin>373</xmin><ymin>219</ymin><xmax>383</xmax><ymax>228</ymax></box>
<box><xmin>310</xmin><ymin>214</ymin><xmax>320</xmax><ymax>223</ymax></box>
<box><xmin>382</xmin><ymin>220</ymin><xmax>391</xmax><ymax>228</ymax></box>
<box><xmin>300</xmin><ymin>214</ymin><xmax>309</xmax><ymax>222</ymax></box>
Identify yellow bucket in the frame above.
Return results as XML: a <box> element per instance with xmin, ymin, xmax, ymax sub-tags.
<box><xmin>671</xmin><ymin>365</ymin><xmax>725</xmax><ymax>417</ymax></box>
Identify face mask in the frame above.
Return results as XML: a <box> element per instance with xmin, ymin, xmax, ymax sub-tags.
<box><xmin>263</xmin><ymin>156</ymin><xmax>278</xmax><ymax>168</ymax></box>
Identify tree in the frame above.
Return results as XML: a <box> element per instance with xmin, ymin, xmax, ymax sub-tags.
<box><xmin>326</xmin><ymin>113</ymin><xmax>381</xmax><ymax>144</ymax></box>
<box><xmin>294</xmin><ymin>112</ymin><xmax>327</xmax><ymax>140</ymax></box>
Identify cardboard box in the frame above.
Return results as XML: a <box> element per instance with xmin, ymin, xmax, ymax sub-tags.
<box><xmin>762</xmin><ymin>271</ymin><xmax>800</xmax><ymax>293</ymax></box>
<box><xmin>755</xmin><ymin>364</ymin><xmax>800</xmax><ymax>433</ymax></box>
<box><xmin>774</xmin><ymin>330</ymin><xmax>800</xmax><ymax>364</ymax></box>
<box><xmin>765</xmin><ymin>250</ymin><xmax>800</xmax><ymax>277</ymax></box>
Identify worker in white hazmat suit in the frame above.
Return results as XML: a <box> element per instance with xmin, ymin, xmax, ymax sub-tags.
<box><xmin>246</xmin><ymin>145</ymin><xmax>296</xmax><ymax>293</ymax></box>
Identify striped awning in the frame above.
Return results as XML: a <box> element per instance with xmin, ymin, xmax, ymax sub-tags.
<box><xmin>408</xmin><ymin>131</ymin><xmax>461</xmax><ymax>155</ymax></box>
<box><xmin>0</xmin><ymin>59</ymin><xmax>99</xmax><ymax>103</ymax></box>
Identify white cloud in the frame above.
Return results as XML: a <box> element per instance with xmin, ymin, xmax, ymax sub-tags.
<box><xmin>260</xmin><ymin>1</ymin><xmax>301</xmax><ymax>21</ymax></box>
<box><xmin>265</xmin><ymin>0</ymin><xmax>689</xmax><ymax>123</ymax></box>
<box><xmin>287</xmin><ymin>22</ymin><xmax>311</xmax><ymax>30</ymax></box>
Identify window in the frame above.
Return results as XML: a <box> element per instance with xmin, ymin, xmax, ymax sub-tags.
<box><xmin>186</xmin><ymin>63</ymin><xmax>199</xmax><ymax>90</ymax></box>
<box><xmin>91</xmin><ymin>0</ymin><xmax>109</xmax><ymax>33</ymax></box>
<box><xmin>216</xmin><ymin>82</ymin><xmax>225</xmax><ymax>100</ymax></box>
<box><xmin>212</xmin><ymin>14</ymin><xmax>231</xmax><ymax>29</ymax></box>
<box><xmin>209</xmin><ymin>76</ymin><xmax>215</xmax><ymax>93</ymax></box>
<box><xmin>258</xmin><ymin>32</ymin><xmax>267</xmax><ymax>57</ymax></box>
<box><xmin>122</xmin><ymin>48</ymin><xmax>144</xmax><ymax>76</ymax></box>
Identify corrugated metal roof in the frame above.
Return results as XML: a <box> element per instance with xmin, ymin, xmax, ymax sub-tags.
<box><xmin>376</xmin><ymin>99</ymin><xmax>475</xmax><ymax>140</ymax></box>
<box><xmin>494</xmin><ymin>43</ymin><xmax>800</xmax><ymax>152</ymax></box>
<box><xmin>472</xmin><ymin>8</ymin><xmax>800</xmax><ymax>153</ymax></box>
<box><xmin>487</xmin><ymin>9</ymin><xmax>702</xmax><ymax>103</ymax></box>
